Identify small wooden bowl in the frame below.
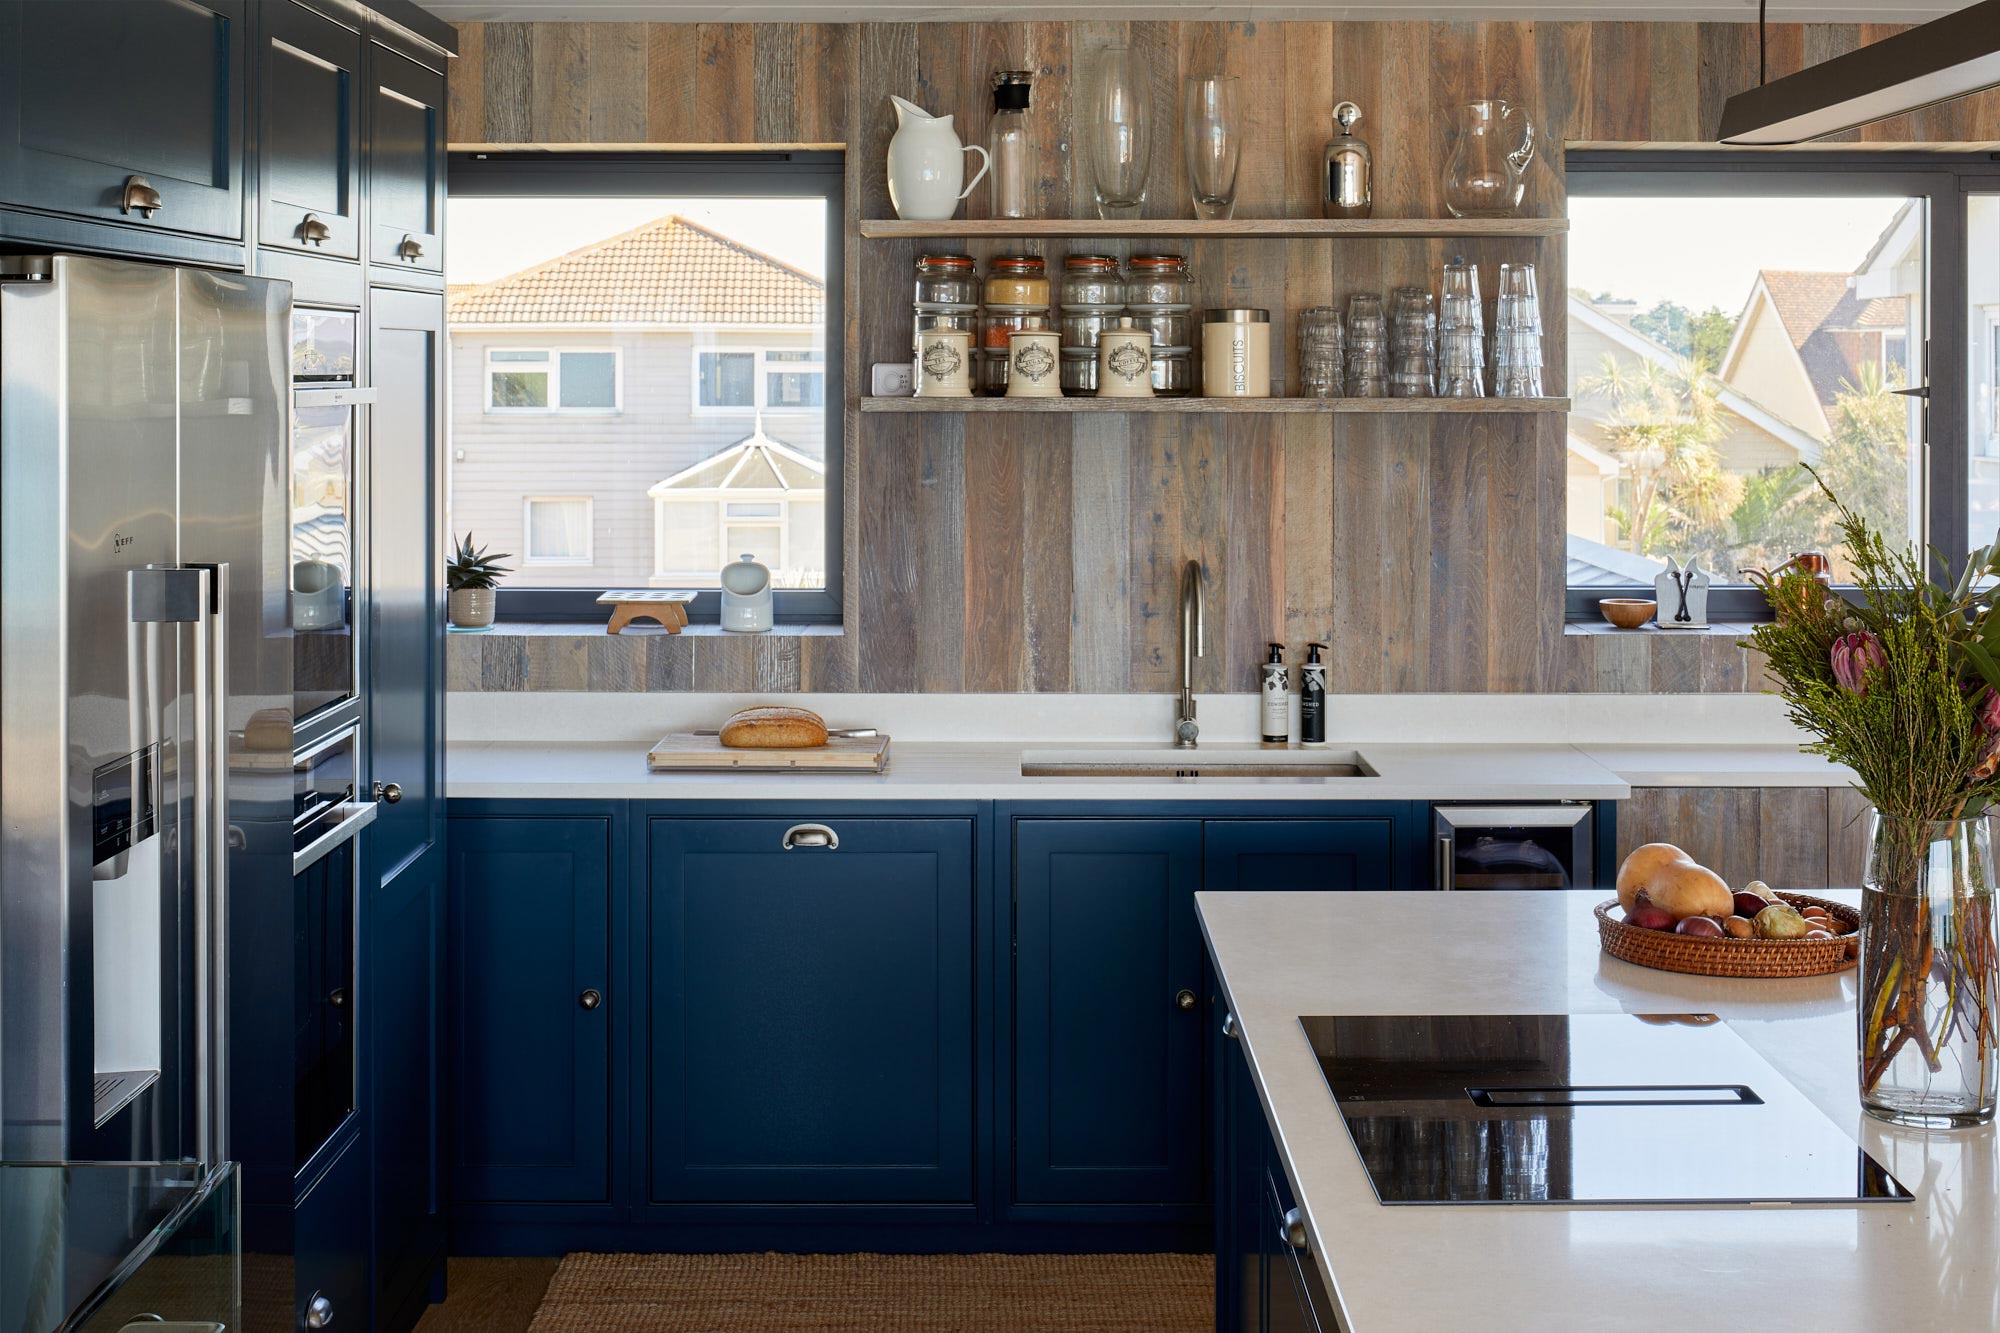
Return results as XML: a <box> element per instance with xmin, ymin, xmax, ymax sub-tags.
<box><xmin>1596</xmin><ymin>892</ymin><xmax>1859</xmax><ymax>978</ymax></box>
<box><xmin>1599</xmin><ymin>598</ymin><xmax>1656</xmax><ymax>629</ymax></box>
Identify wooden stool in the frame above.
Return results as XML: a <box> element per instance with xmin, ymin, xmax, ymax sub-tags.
<box><xmin>596</xmin><ymin>590</ymin><xmax>697</xmax><ymax>634</ymax></box>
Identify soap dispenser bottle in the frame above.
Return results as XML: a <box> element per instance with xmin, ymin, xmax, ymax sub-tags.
<box><xmin>1259</xmin><ymin>643</ymin><xmax>1289</xmax><ymax>747</ymax></box>
<box><xmin>1300</xmin><ymin>642</ymin><xmax>1328</xmax><ymax>746</ymax></box>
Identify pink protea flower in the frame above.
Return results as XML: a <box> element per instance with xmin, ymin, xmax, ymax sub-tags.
<box><xmin>1830</xmin><ymin>631</ymin><xmax>1886</xmax><ymax>696</ymax></box>
<box><xmin>1979</xmin><ymin>689</ymin><xmax>2000</xmax><ymax>735</ymax></box>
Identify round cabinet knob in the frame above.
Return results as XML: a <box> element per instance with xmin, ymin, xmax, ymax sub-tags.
<box><xmin>579</xmin><ymin>989</ymin><xmax>603</xmax><ymax>1010</ymax></box>
<box><xmin>374</xmin><ymin>781</ymin><xmax>402</xmax><ymax>804</ymax></box>
<box><xmin>305</xmin><ymin>1291</ymin><xmax>335</xmax><ymax>1328</ymax></box>
<box><xmin>1279</xmin><ymin>1207</ymin><xmax>1308</xmax><ymax>1251</ymax></box>
<box><xmin>1222</xmin><ymin>1011</ymin><xmax>1240</xmax><ymax>1040</ymax></box>
<box><xmin>1175</xmin><ymin>988</ymin><xmax>1198</xmax><ymax>1011</ymax></box>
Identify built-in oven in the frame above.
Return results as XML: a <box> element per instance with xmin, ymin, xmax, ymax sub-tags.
<box><xmin>289</xmin><ymin>726</ymin><xmax>376</xmax><ymax>1172</ymax></box>
<box><xmin>1432</xmin><ymin>804</ymin><xmax>1597</xmax><ymax>891</ymax></box>
<box><xmin>290</xmin><ymin>307</ymin><xmax>371</xmax><ymax>735</ymax></box>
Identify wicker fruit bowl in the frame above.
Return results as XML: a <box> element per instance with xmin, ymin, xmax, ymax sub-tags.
<box><xmin>1596</xmin><ymin>892</ymin><xmax>1860</xmax><ymax>978</ymax></box>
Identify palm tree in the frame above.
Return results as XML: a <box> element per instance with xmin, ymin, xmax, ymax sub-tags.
<box><xmin>1578</xmin><ymin>354</ymin><xmax>1741</xmax><ymax>558</ymax></box>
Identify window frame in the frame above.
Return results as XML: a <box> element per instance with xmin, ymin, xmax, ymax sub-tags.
<box><xmin>1564</xmin><ymin>150</ymin><xmax>1988</xmax><ymax>623</ymax></box>
<box><xmin>484</xmin><ymin>346</ymin><xmax>624</xmax><ymax>414</ymax></box>
<box><xmin>522</xmin><ymin>496</ymin><xmax>596</xmax><ymax>566</ymax></box>
<box><xmin>689</xmin><ymin>344</ymin><xmax>827</xmax><ymax>415</ymax></box>
<box><xmin>448</xmin><ymin>148</ymin><xmax>846</xmax><ymax>625</ymax></box>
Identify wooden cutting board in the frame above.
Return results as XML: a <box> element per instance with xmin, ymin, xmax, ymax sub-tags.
<box><xmin>647</xmin><ymin>732</ymin><xmax>891</xmax><ymax>773</ymax></box>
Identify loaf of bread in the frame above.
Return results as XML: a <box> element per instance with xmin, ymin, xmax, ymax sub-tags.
<box><xmin>718</xmin><ymin>705</ymin><xmax>829</xmax><ymax>749</ymax></box>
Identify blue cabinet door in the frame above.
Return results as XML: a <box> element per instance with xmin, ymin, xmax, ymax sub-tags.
<box><xmin>647</xmin><ymin>817</ymin><xmax>975</xmax><ymax>1204</ymax></box>
<box><xmin>1202</xmin><ymin>819</ymin><xmax>1400</xmax><ymax>892</ymax></box>
<box><xmin>1014</xmin><ymin>819</ymin><xmax>1206</xmax><ymax>1206</ymax></box>
<box><xmin>295</xmin><ymin>1131</ymin><xmax>369</xmax><ymax>1333</ymax></box>
<box><xmin>448</xmin><ymin>816</ymin><xmax>611</xmax><ymax>1204</ymax></box>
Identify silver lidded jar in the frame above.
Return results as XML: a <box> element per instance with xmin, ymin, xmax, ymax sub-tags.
<box><xmin>1322</xmin><ymin>101</ymin><xmax>1372</xmax><ymax>219</ymax></box>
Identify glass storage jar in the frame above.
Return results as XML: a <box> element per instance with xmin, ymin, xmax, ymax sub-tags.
<box><xmin>914</xmin><ymin>253</ymin><xmax>980</xmax><ymax>307</ymax></box>
<box><xmin>1061</xmin><ymin>254</ymin><xmax>1124</xmax><ymax>308</ymax></box>
<box><xmin>1126</xmin><ymin>253</ymin><xmax>1191</xmax><ymax>307</ymax></box>
<box><xmin>986</xmin><ymin>255</ymin><xmax>1051</xmax><ymax>308</ymax></box>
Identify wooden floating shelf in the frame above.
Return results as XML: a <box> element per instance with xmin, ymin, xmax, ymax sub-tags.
<box><xmin>861</xmin><ymin>396</ymin><xmax>1569</xmax><ymax>415</ymax></box>
<box><xmin>859</xmin><ymin>217</ymin><xmax>1567</xmax><ymax>240</ymax></box>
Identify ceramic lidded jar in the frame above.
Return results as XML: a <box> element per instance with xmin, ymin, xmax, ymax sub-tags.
<box><xmin>1005</xmin><ymin>329</ymin><xmax>1063</xmax><ymax>399</ymax></box>
<box><xmin>915</xmin><ymin>328</ymin><xmax>974</xmax><ymax>398</ymax></box>
<box><xmin>1096</xmin><ymin>317</ymin><xmax>1154</xmax><ymax>398</ymax></box>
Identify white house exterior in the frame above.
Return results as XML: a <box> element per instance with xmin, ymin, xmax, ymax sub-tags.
<box><xmin>446</xmin><ymin>215</ymin><xmax>827</xmax><ymax>590</ymax></box>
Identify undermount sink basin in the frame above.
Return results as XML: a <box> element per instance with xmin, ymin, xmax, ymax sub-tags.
<box><xmin>1020</xmin><ymin>749</ymin><xmax>1377</xmax><ymax>779</ymax></box>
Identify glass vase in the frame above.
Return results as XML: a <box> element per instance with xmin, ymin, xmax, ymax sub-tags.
<box><xmin>1859</xmin><ymin>812</ymin><xmax>2000</xmax><ymax>1128</ymax></box>
<box><xmin>1181</xmin><ymin>75</ymin><xmax>1240</xmax><ymax>221</ymax></box>
<box><xmin>1085</xmin><ymin>44</ymin><xmax>1151</xmax><ymax>219</ymax></box>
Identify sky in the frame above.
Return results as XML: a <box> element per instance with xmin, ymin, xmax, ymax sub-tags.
<box><xmin>1569</xmin><ymin>195</ymin><xmax>1911</xmax><ymax>316</ymax></box>
<box><xmin>446</xmin><ymin>197</ymin><xmax>828</xmax><ymax>286</ymax></box>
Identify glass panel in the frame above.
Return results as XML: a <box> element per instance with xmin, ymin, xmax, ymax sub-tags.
<box><xmin>526</xmin><ymin>498</ymin><xmax>590</xmax><ymax>560</ymax></box>
<box><xmin>291</xmin><ymin>307</ymin><xmax>357</xmax><ymax>381</ymax></box>
<box><xmin>723</xmin><ymin>522</ymin><xmax>783</xmax><ymax>570</ymax></box>
<box><xmin>766</xmin><ymin>370</ymin><xmax>824</xmax><ymax>408</ymax></box>
<box><xmin>490</xmin><ymin>370</ymin><xmax>548</xmax><ymax>408</ymax></box>
<box><xmin>1567</xmin><ymin>194</ymin><xmax>1924</xmax><ymax>585</ymax></box>
<box><xmin>699</xmin><ymin>351</ymin><xmax>756</xmax><ymax>406</ymax></box>
<box><xmin>1971</xmin><ymin>193</ymin><xmax>2000</xmax><ymax>547</ymax></box>
<box><xmin>291</xmin><ymin>402</ymin><xmax>353</xmax><ymax>719</ymax></box>
<box><xmin>559</xmin><ymin>350</ymin><xmax>618</xmax><ymax>408</ymax></box>
<box><xmin>725</xmin><ymin>501</ymin><xmax>781</xmax><ymax>518</ymax></box>
<box><xmin>447</xmin><ymin>191</ymin><xmax>831</xmax><ymax>590</ymax></box>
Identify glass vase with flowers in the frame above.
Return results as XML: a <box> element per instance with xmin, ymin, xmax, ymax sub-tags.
<box><xmin>1746</xmin><ymin>470</ymin><xmax>2000</xmax><ymax>1128</ymax></box>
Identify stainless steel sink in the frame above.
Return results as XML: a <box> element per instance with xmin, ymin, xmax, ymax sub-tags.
<box><xmin>1020</xmin><ymin>749</ymin><xmax>1377</xmax><ymax>779</ymax></box>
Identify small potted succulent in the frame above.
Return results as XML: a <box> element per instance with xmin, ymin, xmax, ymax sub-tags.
<box><xmin>446</xmin><ymin>532</ymin><xmax>511</xmax><ymax>629</ymax></box>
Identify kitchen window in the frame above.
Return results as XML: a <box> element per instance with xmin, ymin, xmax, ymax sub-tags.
<box><xmin>485</xmin><ymin>348</ymin><xmax>622</xmax><ymax>413</ymax></box>
<box><xmin>523</xmin><ymin>497</ymin><xmax>593</xmax><ymax>564</ymax></box>
<box><xmin>447</xmin><ymin>150</ymin><xmax>845</xmax><ymax>624</ymax></box>
<box><xmin>1566</xmin><ymin>153</ymin><xmax>1998</xmax><ymax>620</ymax></box>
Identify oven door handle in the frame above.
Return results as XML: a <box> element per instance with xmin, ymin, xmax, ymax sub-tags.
<box><xmin>293</xmin><ymin>799</ymin><xmax>379</xmax><ymax>876</ymax></box>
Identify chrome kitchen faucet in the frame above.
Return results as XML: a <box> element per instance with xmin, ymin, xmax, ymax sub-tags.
<box><xmin>1177</xmin><ymin>559</ymin><xmax>1204</xmax><ymax>748</ymax></box>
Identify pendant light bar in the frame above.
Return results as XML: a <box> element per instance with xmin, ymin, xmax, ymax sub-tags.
<box><xmin>1719</xmin><ymin>0</ymin><xmax>2000</xmax><ymax>144</ymax></box>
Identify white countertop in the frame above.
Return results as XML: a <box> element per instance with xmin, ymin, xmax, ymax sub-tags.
<box><xmin>446</xmin><ymin>740</ymin><xmax>1630</xmax><ymax>801</ymax></box>
<box><xmin>1578</xmin><ymin>744</ymin><xmax>1857</xmax><ymax>787</ymax></box>
<box><xmin>1197</xmin><ymin>889</ymin><xmax>1999</xmax><ymax>1333</ymax></box>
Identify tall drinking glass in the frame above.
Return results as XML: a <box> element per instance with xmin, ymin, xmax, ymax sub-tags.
<box><xmin>1182</xmin><ymin>76</ymin><xmax>1241</xmax><ymax>221</ymax></box>
<box><xmin>1086</xmin><ymin>45</ymin><xmax>1153</xmax><ymax>219</ymax></box>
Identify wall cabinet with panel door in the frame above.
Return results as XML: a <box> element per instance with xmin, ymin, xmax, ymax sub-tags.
<box><xmin>365</xmin><ymin>39</ymin><xmax>444</xmax><ymax>277</ymax></box>
<box><xmin>366</xmin><ymin>283</ymin><xmax>448</xmax><ymax>1331</ymax></box>
<box><xmin>0</xmin><ymin>0</ymin><xmax>246</xmax><ymax>256</ymax></box>
<box><xmin>644</xmin><ymin>815</ymin><xmax>976</xmax><ymax>1205</ymax></box>
<box><xmin>447</xmin><ymin>812</ymin><xmax>614</xmax><ymax>1205</ymax></box>
<box><xmin>260</xmin><ymin>0</ymin><xmax>363</xmax><ymax>260</ymax></box>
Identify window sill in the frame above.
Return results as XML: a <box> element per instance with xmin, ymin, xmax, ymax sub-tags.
<box><xmin>1563</xmin><ymin>621</ymin><xmax>1758</xmax><ymax>637</ymax></box>
<box><xmin>467</xmin><ymin>620</ymin><xmax>843</xmax><ymax>638</ymax></box>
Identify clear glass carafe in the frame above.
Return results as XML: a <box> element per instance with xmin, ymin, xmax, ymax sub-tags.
<box><xmin>1860</xmin><ymin>813</ymin><xmax>1999</xmax><ymax>1128</ymax></box>
<box><xmin>1442</xmin><ymin>100</ymin><xmax>1535</xmax><ymax>219</ymax></box>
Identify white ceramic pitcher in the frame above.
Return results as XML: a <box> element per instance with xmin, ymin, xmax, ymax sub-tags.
<box><xmin>887</xmin><ymin>96</ymin><xmax>990</xmax><ymax>221</ymax></box>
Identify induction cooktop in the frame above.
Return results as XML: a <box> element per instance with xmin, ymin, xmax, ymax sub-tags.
<box><xmin>1300</xmin><ymin>1014</ymin><xmax>1913</xmax><ymax>1206</ymax></box>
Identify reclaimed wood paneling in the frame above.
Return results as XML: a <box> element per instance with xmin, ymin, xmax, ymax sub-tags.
<box><xmin>448</xmin><ymin>19</ymin><xmax>2000</xmax><ymax>695</ymax></box>
<box><xmin>1614</xmin><ymin>785</ymin><xmax>1888</xmax><ymax>891</ymax></box>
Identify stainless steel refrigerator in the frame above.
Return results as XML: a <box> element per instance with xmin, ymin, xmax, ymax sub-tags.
<box><xmin>0</xmin><ymin>254</ymin><xmax>290</xmax><ymax>1188</ymax></box>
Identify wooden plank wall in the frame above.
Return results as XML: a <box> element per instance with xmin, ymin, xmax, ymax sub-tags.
<box><xmin>1615</xmin><ymin>785</ymin><xmax>1877</xmax><ymax>890</ymax></box>
<box><xmin>447</xmin><ymin>20</ymin><xmax>2000</xmax><ymax>695</ymax></box>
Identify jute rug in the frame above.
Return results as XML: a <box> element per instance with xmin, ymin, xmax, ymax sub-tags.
<box><xmin>526</xmin><ymin>1252</ymin><xmax>1214</xmax><ymax>1333</ymax></box>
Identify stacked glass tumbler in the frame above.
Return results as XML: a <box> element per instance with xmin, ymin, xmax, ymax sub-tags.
<box><xmin>1491</xmin><ymin>262</ymin><xmax>1545</xmax><ymax>398</ymax></box>
<box><xmin>1298</xmin><ymin>307</ymin><xmax>1345</xmax><ymax>398</ymax></box>
<box><xmin>1345</xmin><ymin>293</ymin><xmax>1388</xmax><ymax>398</ymax></box>
<box><xmin>1438</xmin><ymin>258</ymin><xmax>1485</xmax><ymax>398</ymax></box>
<box><xmin>1388</xmin><ymin>286</ymin><xmax>1436</xmax><ymax>398</ymax></box>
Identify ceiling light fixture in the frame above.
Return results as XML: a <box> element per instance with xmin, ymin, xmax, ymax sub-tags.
<box><xmin>1719</xmin><ymin>0</ymin><xmax>2000</xmax><ymax>144</ymax></box>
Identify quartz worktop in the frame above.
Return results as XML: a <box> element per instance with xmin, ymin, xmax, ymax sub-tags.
<box><xmin>445</xmin><ymin>740</ymin><xmax>1631</xmax><ymax>801</ymax></box>
<box><xmin>1198</xmin><ymin>889</ymin><xmax>1999</xmax><ymax>1333</ymax></box>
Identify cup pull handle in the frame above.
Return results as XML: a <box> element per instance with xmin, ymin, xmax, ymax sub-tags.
<box><xmin>782</xmin><ymin>823</ymin><xmax>839</xmax><ymax>850</ymax></box>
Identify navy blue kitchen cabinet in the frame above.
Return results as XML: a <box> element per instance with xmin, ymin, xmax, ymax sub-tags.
<box><xmin>1013</xmin><ymin>819</ymin><xmax>1207</xmax><ymax>1209</ymax></box>
<box><xmin>645</xmin><ymin>816</ymin><xmax>976</xmax><ymax>1204</ymax></box>
<box><xmin>294</xmin><ymin>1130</ymin><xmax>371</xmax><ymax>1333</ymax></box>
<box><xmin>1217</xmin><ymin>1026</ymin><xmax>1337</xmax><ymax>1333</ymax></box>
<box><xmin>1202</xmin><ymin>816</ymin><xmax>1405</xmax><ymax>891</ymax></box>
<box><xmin>448</xmin><ymin>813</ymin><xmax>614</xmax><ymax>1205</ymax></box>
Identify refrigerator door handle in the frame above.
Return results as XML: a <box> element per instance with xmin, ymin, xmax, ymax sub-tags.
<box><xmin>181</xmin><ymin>561</ymin><xmax>230</xmax><ymax>1169</ymax></box>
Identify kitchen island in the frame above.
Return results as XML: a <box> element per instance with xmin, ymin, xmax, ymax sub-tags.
<box><xmin>1200</xmin><ymin>889</ymin><xmax>1999</xmax><ymax>1332</ymax></box>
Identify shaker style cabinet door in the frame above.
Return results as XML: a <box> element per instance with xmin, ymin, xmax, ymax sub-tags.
<box><xmin>447</xmin><ymin>816</ymin><xmax>612</xmax><ymax>1204</ymax></box>
<box><xmin>259</xmin><ymin>0</ymin><xmax>362</xmax><ymax>258</ymax></box>
<box><xmin>365</xmin><ymin>41</ymin><xmax>444</xmax><ymax>273</ymax></box>
<box><xmin>1201</xmin><ymin>818</ymin><xmax>1401</xmax><ymax>892</ymax></box>
<box><xmin>646</xmin><ymin>817</ymin><xmax>976</xmax><ymax>1204</ymax></box>
<box><xmin>0</xmin><ymin>0</ymin><xmax>246</xmax><ymax>240</ymax></box>
<box><xmin>1013</xmin><ymin>819</ymin><xmax>1206</xmax><ymax>1207</ymax></box>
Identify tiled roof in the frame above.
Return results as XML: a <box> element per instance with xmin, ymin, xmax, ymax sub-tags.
<box><xmin>449</xmin><ymin>215</ymin><xmax>824</xmax><ymax>326</ymax></box>
<box><xmin>1755</xmin><ymin>269</ymin><xmax>1893</xmax><ymax>408</ymax></box>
